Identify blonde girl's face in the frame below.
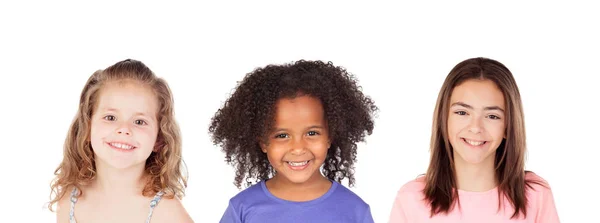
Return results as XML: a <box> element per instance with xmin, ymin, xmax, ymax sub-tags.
<box><xmin>90</xmin><ymin>81</ymin><xmax>160</xmax><ymax>170</ymax></box>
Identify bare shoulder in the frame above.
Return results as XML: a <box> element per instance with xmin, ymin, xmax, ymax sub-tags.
<box><xmin>151</xmin><ymin>196</ymin><xmax>194</xmax><ymax>223</ymax></box>
<box><xmin>56</xmin><ymin>186</ymin><xmax>75</xmax><ymax>223</ymax></box>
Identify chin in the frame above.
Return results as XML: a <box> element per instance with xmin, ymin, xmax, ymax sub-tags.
<box><xmin>109</xmin><ymin>163</ymin><xmax>136</xmax><ymax>169</ymax></box>
<box><xmin>458</xmin><ymin>153</ymin><xmax>494</xmax><ymax>165</ymax></box>
<box><xmin>102</xmin><ymin>159</ymin><xmax>145</xmax><ymax>169</ymax></box>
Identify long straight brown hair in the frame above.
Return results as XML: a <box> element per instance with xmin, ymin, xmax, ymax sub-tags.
<box><xmin>424</xmin><ymin>57</ymin><xmax>542</xmax><ymax>219</ymax></box>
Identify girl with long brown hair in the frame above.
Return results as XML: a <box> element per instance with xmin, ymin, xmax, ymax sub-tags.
<box><xmin>389</xmin><ymin>57</ymin><xmax>559</xmax><ymax>222</ymax></box>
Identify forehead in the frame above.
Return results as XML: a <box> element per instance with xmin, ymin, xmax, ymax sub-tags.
<box><xmin>450</xmin><ymin>79</ymin><xmax>505</xmax><ymax>109</ymax></box>
<box><xmin>95</xmin><ymin>81</ymin><xmax>159</xmax><ymax>116</ymax></box>
<box><xmin>273</xmin><ymin>95</ymin><xmax>325</xmax><ymax>125</ymax></box>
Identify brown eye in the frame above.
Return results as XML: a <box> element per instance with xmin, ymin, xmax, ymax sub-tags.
<box><xmin>307</xmin><ymin>131</ymin><xmax>319</xmax><ymax>136</ymax></box>
<box><xmin>274</xmin><ymin>133</ymin><xmax>289</xmax><ymax>139</ymax></box>
<box><xmin>487</xmin><ymin>115</ymin><xmax>501</xmax><ymax>120</ymax></box>
<box><xmin>104</xmin><ymin>115</ymin><xmax>116</xmax><ymax>121</ymax></box>
<box><xmin>135</xmin><ymin>120</ymin><xmax>147</xmax><ymax>125</ymax></box>
<box><xmin>454</xmin><ymin>111</ymin><xmax>467</xmax><ymax>115</ymax></box>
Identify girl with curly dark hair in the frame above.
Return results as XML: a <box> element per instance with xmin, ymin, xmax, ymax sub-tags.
<box><xmin>210</xmin><ymin>60</ymin><xmax>378</xmax><ymax>223</ymax></box>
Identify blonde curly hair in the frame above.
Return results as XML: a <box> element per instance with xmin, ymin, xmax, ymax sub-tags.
<box><xmin>48</xmin><ymin>59</ymin><xmax>187</xmax><ymax>211</ymax></box>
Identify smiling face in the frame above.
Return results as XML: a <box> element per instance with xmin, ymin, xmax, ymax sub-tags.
<box><xmin>90</xmin><ymin>81</ymin><xmax>159</xmax><ymax>170</ymax></box>
<box><xmin>261</xmin><ymin>95</ymin><xmax>331</xmax><ymax>185</ymax></box>
<box><xmin>447</xmin><ymin>79</ymin><xmax>506</xmax><ymax>167</ymax></box>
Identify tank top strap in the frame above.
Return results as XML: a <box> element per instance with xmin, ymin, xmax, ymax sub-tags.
<box><xmin>145</xmin><ymin>191</ymin><xmax>165</xmax><ymax>223</ymax></box>
<box><xmin>69</xmin><ymin>187</ymin><xmax>79</xmax><ymax>223</ymax></box>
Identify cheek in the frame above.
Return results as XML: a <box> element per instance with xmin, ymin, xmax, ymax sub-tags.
<box><xmin>485</xmin><ymin>122</ymin><xmax>506</xmax><ymax>140</ymax></box>
<box><xmin>308</xmin><ymin>140</ymin><xmax>330</xmax><ymax>159</ymax></box>
<box><xmin>265</xmin><ymin>143</ymin><xmax>286</xmax><ymax>163</ymax></box>
<box><xmin>447</xmin><ymin>116</ymin><xmax>465</xmax><ymax>137</ymax></box>
<box><xmin>136</xmin><ymin>126</ymin><xmax>159</xmax><ymax>143</ymax></box>
<box><xmin>89</xmin><ymin>122</ymin><xmax>109</xmax><ymax>152</ymax></box>
<box><xmin>266</xmin><ymin>154</ymin><xmax>281</xmax><ymax>165</ymax></box>
<box><xmin>90</xmin><ymin>121</ymin><xmax>109</xmax><ymax>140</ymax></box>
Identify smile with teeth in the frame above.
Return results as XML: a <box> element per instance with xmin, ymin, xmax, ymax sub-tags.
<box><xmin>108</xmin><ymin>142</ymin><xmax>136</xmax><ymax>150</ymax></box>
<box><xmin>462</xmin><ymin>138</ymin><xmax>486</xmax><ymax>146</ymax></box>
<box><xmin>286</xmin><ymin>161</ymin><xmax>309</xmax><ymax>166</ymax></box>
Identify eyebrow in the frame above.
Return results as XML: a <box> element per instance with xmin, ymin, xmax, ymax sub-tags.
<box><xmin>101</xmin><ymin>108</ymin><xmax>153</xmax><ymax>117</ymax></box>
<box><xmin>273</xmin><ymin>125</ymin><xmax>326</xmax><ymax>132</ymax></box>
<box><xmin>450</xmin><ymin>102</ymin><xmax>505</xmax><ymax>112</ymax></box>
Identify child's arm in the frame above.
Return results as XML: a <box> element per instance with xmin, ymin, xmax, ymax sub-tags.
<box><xmin>219</xmin><ymin>201</ymin><xmax>242</xmax><ymax>223</ymax></box>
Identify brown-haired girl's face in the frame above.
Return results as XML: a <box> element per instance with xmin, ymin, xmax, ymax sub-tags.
<box><xmin>90</xmin><ymin>81</ymin><xmax>159</xmax><ymax>170</ymax></box>
<box><xmin>261</xmin><ymin>95</ymin><xmax>330</xmax><ymax>185</ymax></box>
<box><xmin>448</xmin><ymin>79</ymin><xmax>506</xmax><ymax>166</ymax></box>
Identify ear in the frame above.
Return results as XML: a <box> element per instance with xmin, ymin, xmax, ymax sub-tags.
<box><xmin>258</xmin><ymin>137</ymin><xmax>268</xmax><ymax>153</ymax></box>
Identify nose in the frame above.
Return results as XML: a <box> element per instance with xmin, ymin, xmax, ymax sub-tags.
<box><xmin>468</xmin><ymin>116</ymin><xmax>483</xmax><ymax>134</ymax></box>
<box><xmin>116</xmin><ymin>123</ymin><xmax>132</xmax><ymax>136</ymax></box>
<box><xmin>290</xmin><ymin>137</ymin><xmax>307</xmax><ymax>155</ymax></box>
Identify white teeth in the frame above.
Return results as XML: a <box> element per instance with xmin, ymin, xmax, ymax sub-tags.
<box><xmin>110</xmin><ymin>142</ymin><xmax>134</xmax><ymax>150</ymax></box>
<box><xmin>465</xmin><ymin>139</ymin><xmax>484</xmax><ymax>146</ymax></box>
<box><xmin>288</xmin><ymin>161</ymin><xmax>309</xmax><ymax>166</ymax></box>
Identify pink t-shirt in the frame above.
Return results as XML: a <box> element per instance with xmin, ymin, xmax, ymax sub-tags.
<box><xmin>389</xmin><ymin>173</ymin><xmax>559</xmax><ymax>223</ymax></box>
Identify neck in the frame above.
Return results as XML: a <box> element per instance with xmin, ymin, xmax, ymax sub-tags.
<box><xmin>269</xmin><ymin>172</ymin><xmax>330</xmax><ymax>192</ymax></box>
<box><xmin>266</xmin><ymin>171</ymin><xmax>331</xmax><ymax>202</ymax></box>
<box><xmin>454</xmin><ymin>154</ymin><xmax>497</xmax><ymax>192</ymax></box>
<box><xmin>91</xmin><ymin>161</ymin><xmax>147</xmax><ymax>196</ymax></box>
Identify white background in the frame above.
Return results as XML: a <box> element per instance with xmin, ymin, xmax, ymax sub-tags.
<box><xmin>1</xmin><ymin>1</ymin><xmax>598</xmax><ymax>222</ymax></box>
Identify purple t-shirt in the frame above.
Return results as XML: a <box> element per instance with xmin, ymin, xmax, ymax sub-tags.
<box><xmin>220</xmin><ymin>180</ymin><xmax>374</xmax><ymax>223</ymax></box>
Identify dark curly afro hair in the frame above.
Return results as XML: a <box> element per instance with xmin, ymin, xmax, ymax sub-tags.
<box><xmin>209</xmin><ymin>60</ymin><xmax>377</xmax><ymax>188</ymax></box>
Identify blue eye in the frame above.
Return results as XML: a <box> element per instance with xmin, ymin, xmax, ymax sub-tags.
<box><xmin>104</xmin><ymin>115</ymin><xmax>116</xmax><ymax>121</ymax></box>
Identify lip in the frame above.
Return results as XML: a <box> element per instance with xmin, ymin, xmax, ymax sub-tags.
<box><xmin>461</xmin><ymin>137</ymin><xmax>488</xmax><ymax>148</ymax></box>
<box><xmin>284</xmin><ymin>160</ymin><xmax>311</xmax><ymax>171</ymax></box>
<box><xmin>105</xmin><ymin>141</ymin><xmax>137</xmax><ymax>152</ymax></box>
